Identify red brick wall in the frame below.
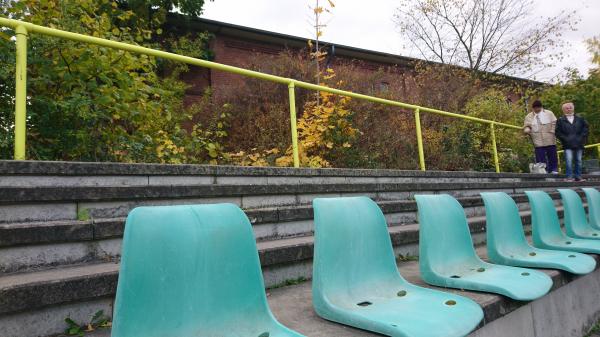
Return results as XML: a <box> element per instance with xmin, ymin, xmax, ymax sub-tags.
<box><xmin>180</xmin><ymin>33</ymin><xmax>418</xmax><ymax>104</ymax></box>
<box><xmin>179</xmin><ymin>31</ymin><xmax>531</xmax><ymax>117</ymax></box>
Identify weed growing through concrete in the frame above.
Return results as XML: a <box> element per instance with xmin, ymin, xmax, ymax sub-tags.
<box><xmin>76</xmin><ymin>208</ymin><xmax>91</xmax><ymax>221</ymax></box>
<box><xmin>397</xmin><ymin>253</ymin><xmax>419</xmax><ymax>262</ymax></box>
<box><xmin>585</xmin><ymin>320</ymin><xmax>600</xmax><ymax>337</ymax></box>
<box><xmin>269</xmin><ymin>276</ymin><xmax>309</xmax><ymax>290</ymax></box>
<box><xmin>64</xmin><ymin>310</ymin><xmax>111</xmax><ymax>336</ymax></box>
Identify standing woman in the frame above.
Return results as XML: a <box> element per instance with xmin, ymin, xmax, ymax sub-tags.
<box><xmin>556</xmin><ymin>101</ymin><xmax>589</xmax><ymax>182</ymax></box>
<box><xmin>523</xmin><ymin>100</ymin><xmax>558</xmax><ymax>174</ymax></box>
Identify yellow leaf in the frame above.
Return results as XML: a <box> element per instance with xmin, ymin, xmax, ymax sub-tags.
<box><xmin>327</xmin><ymin>0</ymin><xmax>336</xmax><ymax>7</ymax></box>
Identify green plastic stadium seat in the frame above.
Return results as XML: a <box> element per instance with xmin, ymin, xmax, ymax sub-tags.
<box><xmin>526</xmin><ymin>190</ymin><xmax>600</xmax><ymax>254</ymax></box>
<box><xmin>480</xmin><ymin>192</ymin><xmax>595</xmax><ymax>275</ymax></box>
<box><xmin>415</xmin><ymin>194</ymin><xmax>552</xmax><ymax>301</ymax></box>
<box><xmin>111</xmin><ymin>204</ymin><xmax>303</xmax><ymax>337</ymax></box>
<box><xmin>582</xmin><ymin>187</ymin><xmax>600</xmax><ymax>230</ymax></box>
<box><xmin>312</xmin><ymin>197</ymin><xmax>483</xmax><ymax>337</ymax></box>
<box><xmin>558</xmin><ymin>188</ymin><xmax>600</xmax><ymax>239</ymax></box>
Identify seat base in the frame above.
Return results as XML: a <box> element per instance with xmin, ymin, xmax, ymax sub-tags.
<box><xmin>316</xmin><ymin>283</ymin><xmax>483</xmax><ymax>337</ymax></box>
<box><xmin>422</xmin><ymin>262</ymin><xmax>553</xmax><ymax>301</ymax></box>
<box><xmin>537</xmin><ymin>237</ymin><xmax>600</xmax><ymax>254</ymax></box>
<box><xmin>491</xmin><ymin>247</ymin><xmax>596</xmax><ymax>275</ymax></box>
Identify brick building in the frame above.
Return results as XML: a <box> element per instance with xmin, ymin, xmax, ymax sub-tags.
<box><xmin>166</xmin><ymin>15</ymin><xmax>543</xmax><ymax>108</ymax></box>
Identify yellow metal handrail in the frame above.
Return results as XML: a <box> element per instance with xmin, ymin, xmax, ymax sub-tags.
<box><xmin>1</xmin><ymin>17</ymin><xmax>524</xmax><ymax>171</ymax></box>
<box><xmin>557</xmin><ymin>143</ymin><xmax>600</xmax><ymax>154</ymax></box>
<box><xmin>555</xmin><ymin>143</ymin><xmax>600</xmax><ymax>173</ymax></box>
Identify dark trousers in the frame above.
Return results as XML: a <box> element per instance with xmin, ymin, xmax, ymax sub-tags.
<box><xmin>534</xmin><ymin>145</ymin><xmax>558</xmax><ymax>173</ymax></box>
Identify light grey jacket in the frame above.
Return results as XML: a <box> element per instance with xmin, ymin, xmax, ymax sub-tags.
<box><xmin>523</xmin><ymin>109</ymin><xmax>557</xmax><ymax>147</ymax></box>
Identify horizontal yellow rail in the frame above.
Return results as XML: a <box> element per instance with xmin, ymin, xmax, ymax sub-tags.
<box><xmin>1</xmin><ymin>17</ymin><xmax>524</xmax><ymax>171</ymax></box>
<box><xmin>557</xmin><ymin>143</ymin><xmax>600</xmax><ymax>154</ymax></box>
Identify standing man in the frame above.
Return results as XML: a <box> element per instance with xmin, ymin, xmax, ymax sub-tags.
<box><xmin>523</xmin><ymin>100</ymin><xmax>558</xmax><ymax>174</ymax></box>
<box><xmin>556</xmin><ymin>101</ymin><xmax>589</xmax><ymax>182</ymax></box>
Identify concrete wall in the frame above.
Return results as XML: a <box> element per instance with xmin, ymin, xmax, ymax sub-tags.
<box><xmin>470</xmin><ymin>266</ymin><xmax>600</xmax><ymax>337</ymax></box>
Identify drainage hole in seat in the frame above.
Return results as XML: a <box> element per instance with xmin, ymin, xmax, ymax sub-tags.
<box><xmin>450</xmin><ymin>275</ymin><xmax>461</xmax><ymax>278</ymax></box>
<box><xmin>521</xmin><ymin>272</ymin><xmax>530</xmax><ymax>276</ymax></box>
<box><xmin>357</xmin><ymin>301</ymin><xmax>372</xmax><ymax>307</ymax></box>
<box><xmin>445</xmin><ymin>300</ymin><xmax>457</xmax><ymax>306</ymax></box>
<box><xmin>397</xmin><ymin>290</ymin><xmax>407</xmax><ymax>297</ymax></box>
<box><xmin>594</xmin><ymin>233</ymin><xmax>598</xmax><ymax>236</ymax></box>
<box><xmin>568</xmin><ymin>255</ymin><xmax>576</xmax><ymax>258</ymax></box>
<box><xmin>258</xmin><ymin>333</ymin><xmax>270</xmax><ymax>337</ymax></box>
<box><xmin>529</xmin><ymin>252</ymin><xmax>537</xmax><ymax>256</ymax></box>
<box><xmin>566</xmin><ymin>241</ymin><xmax>572</xmax><ymax>244</ymax></box>
<box><xmin>477</xmin><ymin>267</ymin><xmax>485</xmax><ymax>272</ymax></box>
<box><xmin>391</xmin><ymin>324</ymin><xmax>398</xmax><ymax>327</ymax></box>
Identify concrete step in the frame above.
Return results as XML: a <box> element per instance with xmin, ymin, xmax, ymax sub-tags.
<box><xmin>0</xmin><ymin>206</ymin><xmax>559</xmax><ymax>316</ymax></box>
<box><xmin>2</xmin><ymin>160</ymin><xmax>599</xmax><ymax>337</ymax></box>
<box><xmin>0</xmin><ymin>160</ymin><xmax>576</xmax><ymax>188</ymax></box>
<box><xmin>0</xmin><ymin>192</ymin><xmax>571</xmax><ymax>274</ymax></box>
<box><xmin>2</xmin><ymin>180</ymin><xmax>597</xmax><ymax>224</ymax></box>
<box><xmin>10</xmin><ymin>245</ymin><xmax>600</xmax><ymax>337</ymax></box>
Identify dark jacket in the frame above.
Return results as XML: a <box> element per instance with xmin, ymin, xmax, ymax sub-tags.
<box><xmin>555</xmin><ymin>115</ymin><xmax>589</xmax><ymax>150</ymax></box>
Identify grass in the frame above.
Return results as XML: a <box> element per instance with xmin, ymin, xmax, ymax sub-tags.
<box><xmin>268</xmin><ymin>276</ymin><xmax>308</xmax><ymax>289</ymax></box>
<box><xmin>397</xmin><ymin>253</ymin><xmax>419</xmax><ymax>262</ymax></box>
<box><xmin>76</xmin><ymin>208</ymin><xmax>91</xmax><ymax>221</ymax></box>
<box><xmin>585</xmin><ymin>321</ymin><xmax>600</xmax><ymax>337</ymax></box>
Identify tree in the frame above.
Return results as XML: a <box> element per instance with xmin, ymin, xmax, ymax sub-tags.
<box><xmin>539</xmin><ymin>37</ymin><xmax>600</xmax><ymax>145</ymax></box>
<box><xmin>117</xmin><ymin>0</ymin><xmax>212</xmax><ymax>22</ymax></box>
<box><xmin>308</xmin><ymin>0</ymin><xmax>335</xmax><ymax>87</ymax></box>
<box><xmin>393</xmin><ymin>0</ymin><xmax>578</xmax><ymax>78</ymax></box>
<box><xmin>0</xmin><ymin>0</ymin><xmax>224</xmax><ymax>163</ymax></box>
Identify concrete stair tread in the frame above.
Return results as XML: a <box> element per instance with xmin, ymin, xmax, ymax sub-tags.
<box><xmin>0</xmin><ymin>159</ymin><xmax>574</xmax><ymax>178</ymax></box>
<box><xmin>0</xmin><ymin>204</ymin><xmax>550</xmax><ymax>276</ymax></box>
<box><xmin>1</xmin><ymin>181</ymin><xmax>598</xmax><ymax>204</ymax></box>
<box><xmin>40</xmin><ymin>245</ymin><xmax>597</xmax><ymax>337</ymax></box>
<box><xmin>0</xmin><ymin>263</ymin><xmax>118</xmax><ymax>290</ymax></box>
<box><xmin>0</xmin><ymin>206</ymin><xmax>547</xmax><ymax>314</ymax></box>
<box><xmin>0</xmin><ymin>191</ymin><xmax>570</xmax><ymax>248</ymax></box>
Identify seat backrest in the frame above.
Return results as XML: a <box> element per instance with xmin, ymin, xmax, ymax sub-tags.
<box><xmin>312</xmin><ymin>197</ymin><xmax>404</xmax><ymax>305</ymax></box>
<box><xmin>480</xmin><ymin>192</ymin><xmax>531</xmax><ymax>260</ymax></box>
<box><xmin>583</xmin><ymin>188</ymin><xmax>600</xmax><ymax>230</ymax></box>
<box><xmin>525</xmin><ymin>190</ymin><xmax>566</xmax><ymax>246</ymax></box>
<box><xmin>558</xmin><ymin>188</ymin><xmax>590</xmax><ymax>236</ymax></box>
<box><xmin>415</xmin><ymin>194</ymin><xmax>481</xmax><ymax>276</ymax></box>
<box><xmin>112</xmin><ymin>204</ymin><xmax>275</xmax><ymax>337</ymax></box>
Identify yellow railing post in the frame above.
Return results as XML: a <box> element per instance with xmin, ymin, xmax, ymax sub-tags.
<box><xmin>14</xmin><ymin>25</ymin><xmax>28</xmax><ymax>160</ymax></box>
<box><xmin>490</xmin><ymin>123</ymin><xmax>500</xmax><ymax>173</ymax></box>
<box><xmin>414</xmin><ymin>108</ymin><xmax>426</xmax><ymax>171</ymax></box>
<box><xmin>288</xmin><ymin>82</ymin><xmax>300</xmax><ymax>168</ymax></box>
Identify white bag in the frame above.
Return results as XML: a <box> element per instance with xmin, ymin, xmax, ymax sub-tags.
<box><xmin>529</xmin><ymin>162</ymin><xmax>547</xmax><ymax>174</ymax></box>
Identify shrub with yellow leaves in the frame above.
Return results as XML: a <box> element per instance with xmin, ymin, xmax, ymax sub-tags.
<box><xmin>276</xmin><ymin>69</ymin><xmax>360</xmax><ymax>167</ymax></box>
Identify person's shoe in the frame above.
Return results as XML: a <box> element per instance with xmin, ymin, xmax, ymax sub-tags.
<box><xmin>575</xmin><ymin>177</ymin><xmax>586</xmax><ymax>182</ymax></box>
<box><xmin>551</xmin><ymin>171</ymin><xmax>559</xmax><ymax>174</ymax></box>
<box><xmin>565</xmin><ymin>178</ymin><xmax>575</xmax><ymax>182</ymax></box>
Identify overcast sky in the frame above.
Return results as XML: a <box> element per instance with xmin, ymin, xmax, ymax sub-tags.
<box><xmin>201</xmin><ymin>0</ymin><xmax>600</xmax><ymax>83</ymax></box>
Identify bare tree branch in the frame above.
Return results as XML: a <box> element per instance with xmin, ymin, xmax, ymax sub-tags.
<box><xmin>393</xmin><ymin>0</ymin><xmax>578</xmax><ymax>78</ymax></box>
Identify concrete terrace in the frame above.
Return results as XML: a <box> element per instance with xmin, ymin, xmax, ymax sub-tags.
<box><xmin>1</xmin><ymin>160</ymin><xmax>600</xmax><ymax>337</ymax></box>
